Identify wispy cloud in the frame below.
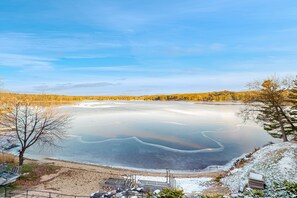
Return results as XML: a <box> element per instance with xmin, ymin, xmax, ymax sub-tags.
<box><xmin>0</xmin><ymin>53</ymin><xmax>54</xmax><ymax>70</ymax></box>
<box><xmin>223</xmin><ymin>58</ymin><xmax>297</xmax><ymax>71</ymax></box>
<box><xmin>166</xmin><ymin>43</ymin><xmax>225</xmax><ymax>56</ymax></box>
<box><xmin>34</xmin><ymin>82</ymin><xmax>120</xmax><ymax>92</ymax></box>
<box><xmin>1</xmin><ymin>0</ymin><xmax>297</xmax><ymax>95</ymax></box>
<box><xmin>60</xmin><ymin>65</ymin><xmax>206</xmax><ymax>74</ymax></box>
<box><xmin>61</xmin><ymin>66</ymin><xmax>138</xmax><ymax>72</ymax></box>
<box><xmin>0</xmin><ymin>32</ymin><xmax>123</xmax><ymax>54</ymax></box>
<box><xmin>62</xmin><ymin>55</ymin><xmax>112</xmax><ymax>59</ymax></box>
<box><xmin>276</xmin><ymin>27</ymin><xmax>297</xmax><ymax>33</ymax></box>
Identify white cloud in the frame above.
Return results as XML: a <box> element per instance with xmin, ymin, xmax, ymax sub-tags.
<box><xmin>61</xmin><ymin>66</ymin><xmax>139</xmax><ymax>72</ymax></box>
<box><xmin>166</xmin><ymin>43</ymin><xmax>225</xmax><ymax>56</ymax></box>
<box><xmin>0</xmin><ymin>53</ymin><xmax>54</xmax><ymax>70</ymax></box>
<box><xmin>34</xmin><ymin>82</ymin><xmax>121</xmax><ymax>92</ymax></box>
<box><xmin>0</xmin><ymin>32</ymin><xmax>122</xmax><ymax>54</ymax></box>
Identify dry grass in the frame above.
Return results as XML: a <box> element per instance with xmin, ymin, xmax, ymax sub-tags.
<box><xmin>15</xmin><ymin>162</ymin><xmax>61</xmax><ymax>188</ymax></box>
<box><xmin>231</xmin><ymin>147</ymin><xmax>260</xmax><ymax>170</ymax></box>
<box><xmin>0</xmin><ymin>153</ymin><xmax>16</xmax><ymax>164</ymax></box>
<box><xmin>213</xmin><ymin>173</ymin><xmax>226</xmax><ymax>183</ymax></box>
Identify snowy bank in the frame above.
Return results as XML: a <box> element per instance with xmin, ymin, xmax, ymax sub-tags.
<box><xmin>222</xmin><ymin>142</ymin><xmax>297</xmax><ymax>193</ymax></box>
<box><xmin>135</xmin><ymin>175</ymin><xmax>212</xmax><ymax>193</ymax></box>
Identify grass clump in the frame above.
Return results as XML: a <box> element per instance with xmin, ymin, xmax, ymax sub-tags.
<box><xmin>214</xmin><ymin>174</ymin><xmax>224</xmax><ymax>182</ymax></box>
<box><xmin>16</xmin><ymin>162</ymin><xmax>60</xmax><ymax>187</ymax></box>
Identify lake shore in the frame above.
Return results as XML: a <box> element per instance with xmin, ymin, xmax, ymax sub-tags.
<box><xmin>39</xmin><ymin>157</ymin><xmax>225</xmax><ymax>178</ymax></box>
<box><xmin>17</xmin><ymin>157</ymin><xmax>228</xmax><ymax>196</ymax></box>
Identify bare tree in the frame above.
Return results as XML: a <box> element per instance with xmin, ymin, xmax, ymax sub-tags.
<box><xmin>0</xmin><ymin>99</ymin><xmax>70</xmax><ymax>165</ymax></box>
<box><xmin>240</xmin><ymin>76</ymin><xmax>297</xmax><ymax>142</ymax></box>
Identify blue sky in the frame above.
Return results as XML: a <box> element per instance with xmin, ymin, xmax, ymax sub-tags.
<box><xmin>0</xmin><ymin>0</ymin><xmax>297</xmax><ymax>95</ymax></box>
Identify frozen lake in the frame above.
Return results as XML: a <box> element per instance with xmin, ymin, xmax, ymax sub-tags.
<box><xmin>27</xmin><ymin>101</ymin><xmax>275</xmax><ymax>171</ymax></box>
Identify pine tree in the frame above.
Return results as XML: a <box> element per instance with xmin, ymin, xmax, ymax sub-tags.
<box><xmin>288</xmin><ymin>78</ymin><xmax>297</xmax><ymax>140</ymax></box>
<box><xmin>258</xmin><ymin>80</ymin><xmax>291</xmax><ymax>141</ymax></box>
<box><xmin>241</xmin><ymin>78</ymin><xmax>297</xmax><ymax>142</ymax></box>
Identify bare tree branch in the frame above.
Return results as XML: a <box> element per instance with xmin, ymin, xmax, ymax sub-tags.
<box><xmin>0</xmin><ymin>98</ymin><xmax>71</xmax><ymax>165</ymax></box>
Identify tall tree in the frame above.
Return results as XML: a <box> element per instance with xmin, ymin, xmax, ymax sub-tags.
<box><xmin>0</xmin><ymin>79</ymin><xmax>3</xmax><ymax>113</ymax></box>
<box><xmin>240</xmin><ymin>77</ymin><xmax>297</xmax><ymax>142</ymax></box>
<box><xmin>288</xmin><ymin>78</ymin><xmax>297</xmax><ymax>140</ymax></box>
<box><xmin>0</xmin><ymin>99</ymin><xmax>70</xmax><ymax>165</ymax></box>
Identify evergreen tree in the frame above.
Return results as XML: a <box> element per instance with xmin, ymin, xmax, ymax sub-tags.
<box><xmin>288</xmin><ymin>78</ymin><xmax>297</xmax><ymax>140</ymax></box>
<box><xmin>241</xmin><ymin>78</ymin><xmax>296</xmax><ymax>142</ymax></box>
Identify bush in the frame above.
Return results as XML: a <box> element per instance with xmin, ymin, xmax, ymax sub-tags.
<box><xmin>244</xmin><ymin>180</ymin><xmax>297</xmax><ymax>197</ymax></box>
<box><xmin>214</xmin><ymin>174</ymin><xmax>224</xmax><ymax>182</ymax></box>
<box><xmin>198</xmin><ymin>195</ymin><xmax>224</xmax><ymax>198</ymax></box>
<box><xmin>156</xmin><ymin>188</ymin><xmax>184</xmax><ymax>198</ymax></box>
<box><xmin>283</xmin><ymin>180</ymin><xmax>297</xmax><ymax>194</ymax></box>
<box><xmin>272</xmin><ymin>180</ymin><xmax>297</xmax><ymax>196</ymax></box>
<box><xmin>251</xmin><ymin>189</ymin><xmax>264</xmax><ymax>197</ymax></box>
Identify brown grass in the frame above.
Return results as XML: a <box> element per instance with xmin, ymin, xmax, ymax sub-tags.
<box><xmin>0</xmin><ymin>153</ymin><xmax>16</xmax><ymax>164</ymax></box>
<box><xmin>15</xmin><ymin>162</ymin><xmax>61</xmax><ymax>188</ymax></box>
<box><xmin>213</xmin><ymin>173</ymin><xmax>226</xmax><ymax>183</ymax></box>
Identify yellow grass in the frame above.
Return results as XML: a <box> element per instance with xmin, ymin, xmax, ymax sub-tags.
<box><xmin>0</xmin><ymin>153</ymin><xmax>16</xmax><ymax>164</ymax></box>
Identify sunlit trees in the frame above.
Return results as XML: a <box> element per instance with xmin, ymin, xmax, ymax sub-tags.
<box><xmin>0</xmin><ymin>91</ymin><xmax>249</xmax><ymax>104</ymax></box>
<box><xmin>240</xmin><ymin>77</ymin><xmax>297</xmax><ymax>142</ymax></box>
<box><xmin>0</xmin><ymin>99</ymin><xmax>70</xmax><ymax>165</ymax></box>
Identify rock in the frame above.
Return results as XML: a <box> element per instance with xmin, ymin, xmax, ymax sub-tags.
<box><xmin>136</xmin><ymin>187</ymin><xmax>144</xmax><ymax>192</ymax></box>
<box><xmin>153</xmin><ymin>189</ymin><xmax>160</xmax><ymax>194</ymax></box>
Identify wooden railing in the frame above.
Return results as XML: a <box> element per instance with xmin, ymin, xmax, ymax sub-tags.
<box><xmin>1</xmin><ymin>189</ymin><xmax>90</xmax><ymax>198</ymax></box>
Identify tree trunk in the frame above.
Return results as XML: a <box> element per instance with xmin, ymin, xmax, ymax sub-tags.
<box><xmin>278</xmin><ymin>117</ymin><xmax>288</xmax><ymax>142</ymax></box>
<box><xmin>275</xmin><ymin>107</ymin><xmax>288</xmax><ymax>142</ymax></box>
<box><xmin>19</xmin><ymin>150</ymin><xmax>25</xmax><ymax>166</ymax></box>
<box><xmin>282</xmin><ymin>133</ymin><xmax>288</xmax><ymax>142</ymax></box>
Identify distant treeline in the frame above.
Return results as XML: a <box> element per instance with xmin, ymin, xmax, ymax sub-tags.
<box><xmin>0</xmin><ymin>91</ymin><xmax>249</xmax><ymax>105</ymax></box>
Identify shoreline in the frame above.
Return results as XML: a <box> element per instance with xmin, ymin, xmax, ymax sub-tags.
<box><xmin>16</xmin><ymin>156</ymin><xmax>228</xmax><ymax>196</ymax></box>
<box><xmin>37</xmin><ymin>157</ymin><xmax>226</xmax><ymax>178</ymax></box>
<box><xmin>6</xmin><ymin>141</ymin><xmax>279</xmax><ymax>196</ymax></box>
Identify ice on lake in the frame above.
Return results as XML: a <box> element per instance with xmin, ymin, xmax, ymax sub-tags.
<box><xmin>27</xmin><ymin>101</ymin><xmax>276</xmax><ymax>171</ymax></box>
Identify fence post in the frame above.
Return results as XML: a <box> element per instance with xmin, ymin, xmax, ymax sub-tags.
<box><xmin>166</xmin><ymin>169</ymin><xmax>169</xmax><ymax>183</ymax></box>
<box><xmin>49</xmin><ymin>192</ymin><xmax>51</xmax><ymax>198</ymax></box>
<box><xmin>4</xmin><ymin>186</ymin><xmax>7</xmax><ymax>197</ymax></box>
<box><xmin>26</xmin><ymin>189</ymin><xmax>28</xmax><ymax>198</ymax></box>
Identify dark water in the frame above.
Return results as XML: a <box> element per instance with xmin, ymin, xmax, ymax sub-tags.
<box><xmin>27</xmin><ymin>101</ymin><xmax>275</xmax><ymax>171</ymax></box>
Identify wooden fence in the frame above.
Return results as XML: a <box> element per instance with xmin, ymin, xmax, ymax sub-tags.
<box><xmin>0</xmin><ymin>188</ymin><xmax>90</xmax><ymax>198</ymax></box>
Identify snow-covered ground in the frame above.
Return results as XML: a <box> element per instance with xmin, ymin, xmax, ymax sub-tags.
<box><xmin>222</xmin><ymin>142</ymin><xmax>297</xmax><ymax>193</ymax></box>
<box><xmin>135</xmin><ymin>175</ymin><xmax>212</xmax><ymax>193</ymax></box>
<box><xmin>175</xmin><ymin>177</ymin><xmax>213</xmax><ymax>193</ymax></box>
<box><xmin>0</xmin><ymin>132</ymin><xmax>18</xmax><ymax>151</ymax></box>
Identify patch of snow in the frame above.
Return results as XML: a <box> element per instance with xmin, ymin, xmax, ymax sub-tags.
<box><xmin>135</xmin><ymin>175</ymin><xmax>212</xmax><ymax>193</ymax></box>
<box><xmin>135</xmin><ymin>176</ymin><xmax>166</xmax><ymax>182</ymax></box>
<box><xmin>153</xmin><ymin>189</ymin><xmax>161</xmax><ymax>194</ymax></box>
<box><xmin>175</xmin><ymin>177</ymin><xmax>212</xmax><ymax>193</ymax></box>
<box><xmin>249</xmin><ymin>172</ymin><xmax>263</xmax><ymax>181</ymax></box>
<box><xmin>222</xmin><ymin>142</ymin><xmax>297</xmax><ymax>193</ymax></box>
